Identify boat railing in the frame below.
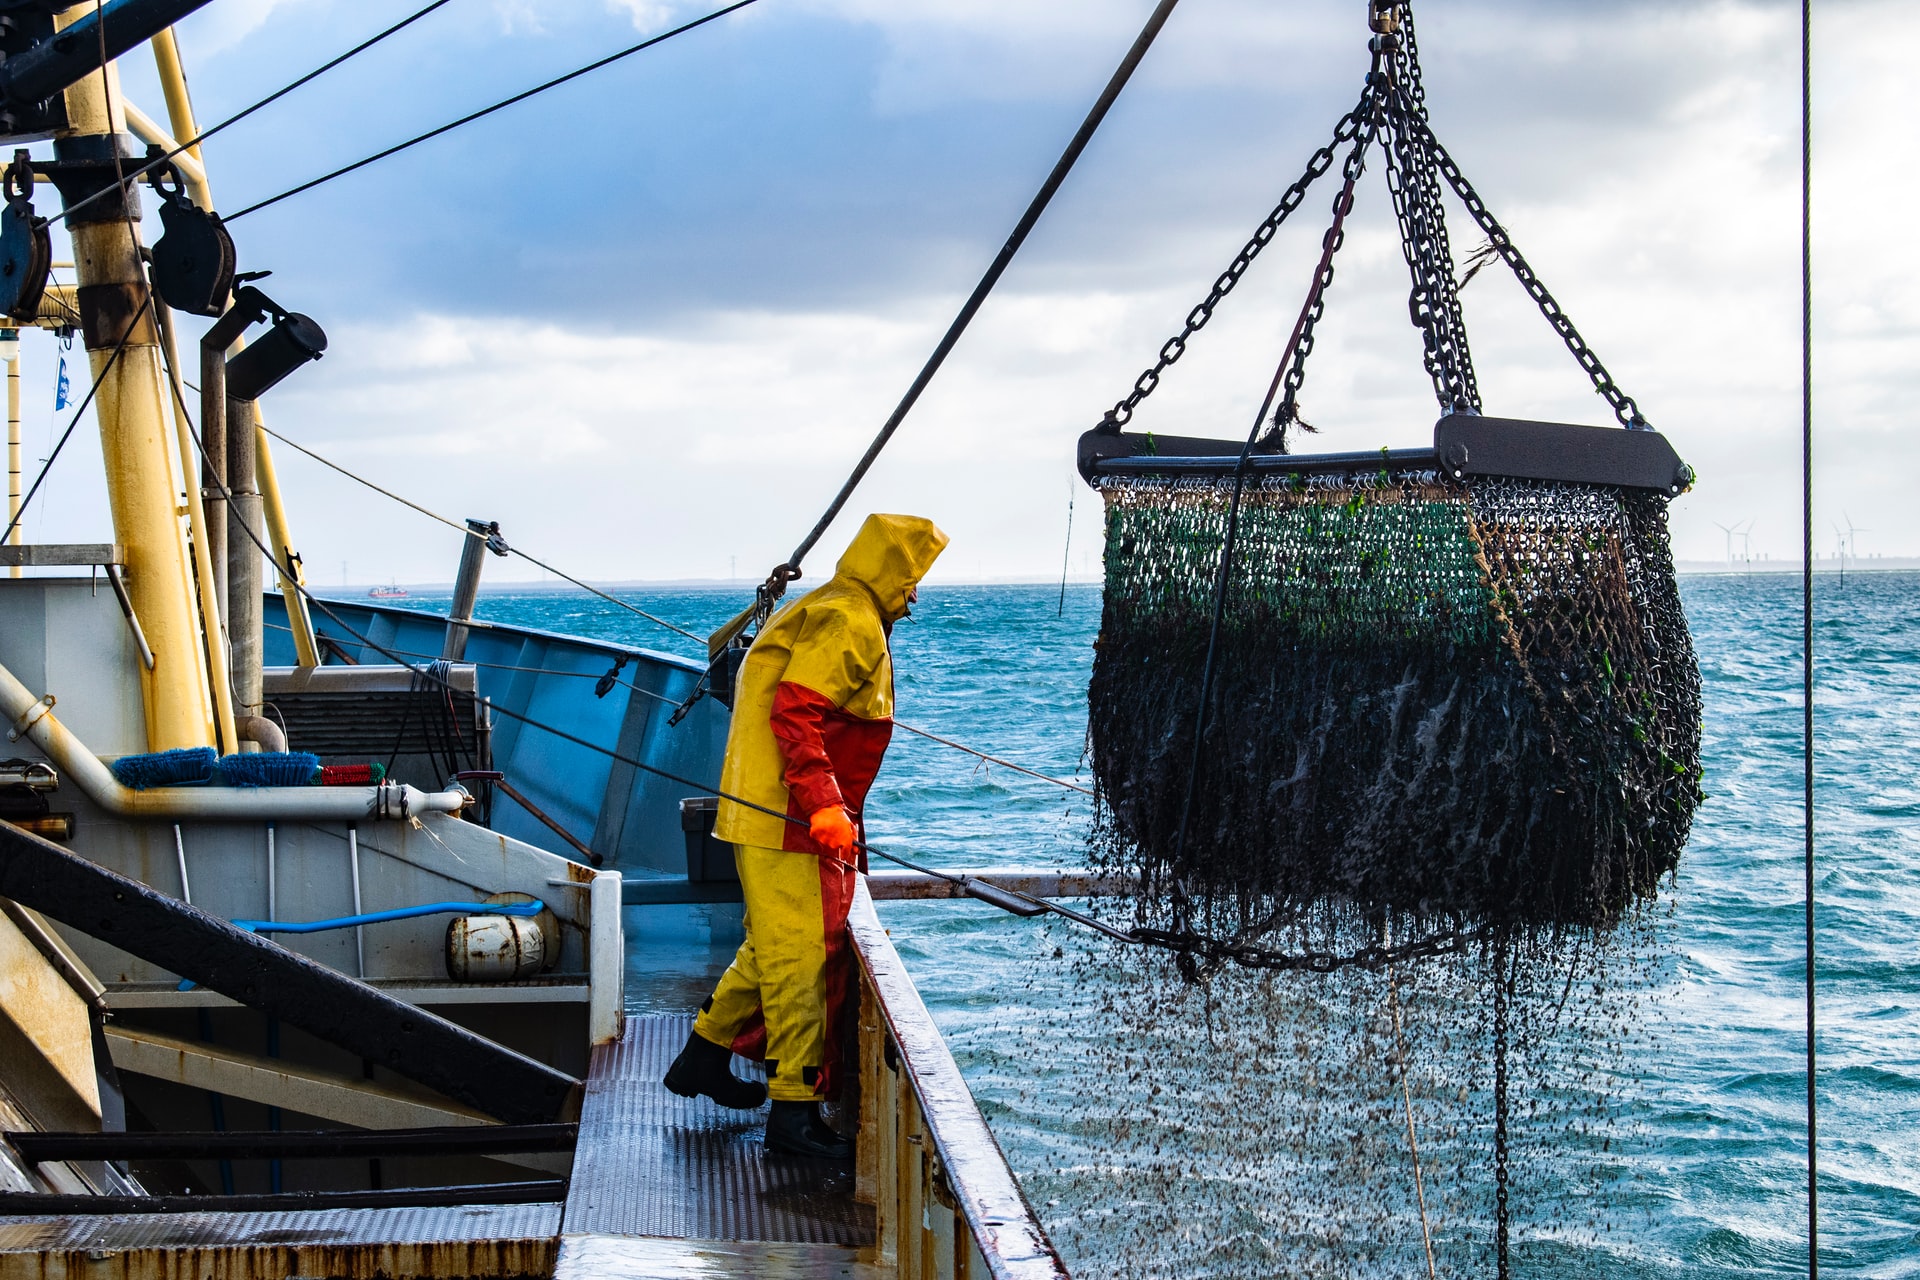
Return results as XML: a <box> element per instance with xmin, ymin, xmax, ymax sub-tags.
<box><xmin>851</xmin><ymin>879</ymin><xmax>1070</xmax><ymax>1280</ymax></box>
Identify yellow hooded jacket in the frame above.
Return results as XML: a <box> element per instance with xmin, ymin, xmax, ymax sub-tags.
<box><xmin>713</xmin><ymin>514</ymin><xmax>949</xmax><ymax>854</ymax></box>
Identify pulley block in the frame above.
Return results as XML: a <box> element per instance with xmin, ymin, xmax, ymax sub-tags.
<box><xmin>0</xmin><ymin>149</ymin><xmax>50</xmax><ymax>322</ymax></box>
<box><xmin>149</xmin><ymin>155</ymin><xmax>235</xmax><ymax>317</ymax></box>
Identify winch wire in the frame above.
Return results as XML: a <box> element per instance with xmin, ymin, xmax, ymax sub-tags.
<box><xmin>1800</xmin><ymin>0</ymin><xmax>1819</xmax><ymax>1270</ymax></box>
<box><xmin>211</xmin><ymin>422</ymin><xmax>1424</xmax><ymax>964</ymax></box>
<box><xmin>224</xmin><ymin>0</ymin><xmax>763</xmax><ymax>223</ymax></box>
<box><xmin>52</xmin><ymin>0</ymin><xmax>457</xmax><ymax>229</ymax></box>
<box><xmin>0</xmin><ymin>312</ymin><xmax>141</xmax><ymax>544</ymax></box>
<box><xmin>265</xmin><ymin>617</ymin><xmax>1096</xmax><ymax>797</ymax></box>
<box><xmin>255</xmin><ymin>422</ymin><xmax>703</xmax><ymax>643</ymax></box>
<box><xmin>767</xmin><ymin>0</ymin><xmax>1183</xmax><ymax>593</ymax></box>
<box><xmin>159</xmin><ymin>344</ymin><xmax>1129</xmax><ymax>940</ymax></box>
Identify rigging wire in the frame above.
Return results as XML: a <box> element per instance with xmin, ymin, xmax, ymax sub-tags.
<box><xmin>249</xmin><ymin>425</ymin><xmax>1095</xmax><ymax>792</ymax></box>
<box><xmin>51</xmin><ymin>0</ymin><xmax>457</xmax><ymax>229</ymax></box>
<box><xmin>1801</xmin><ymin>0</ymin><xmax>1818</xmax><ymax>1272</ymax></box>
<box><xmin>255</xmin><ymin>421</ymin><xmax>703</xmax><ymax>643</ymax></box>
<box><xmin>0</xmin><ymin>314</ymin><xmax>141</xmax><ymax>544</ymax></box>
<box><xmin>1056</xmin><ymin>478</ymin><xmax>1074</xmax><ymax>618</ymax></box>
<box><xmin>263</xmin><ymin>618</ymin><xmax>1096</xmax><ymax>797</ymax></box>
<box><xmin>198</xmin><ymin>368</ymin><xmax>1436</xmax><ymax>964</ymax></box>
<box><xmin>224</xmin><ymin>0</ymin><xmax>761</xmax><ymax>223</ymax></box>
<box><xmin>763</xmin><ymin>0</ymin><xmax>1182</xmax><ymax>595</ymax></box>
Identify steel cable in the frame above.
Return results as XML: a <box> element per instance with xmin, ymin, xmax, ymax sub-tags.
<box><xmin>1801</xmin><ymin>0</ymin><xmax>1819</xmax><ymax>1271</ymax></box>
<box><xmin>766</xmin><ymin>0</ymin><xmax>1182</xmax><ymax>594</ymax></box>
<box><xmin>51</xmin><ymin>0</ymin><xmax>457</xmax><ymax>229</ymax></box>
<box><xmin>224</xmin><ymin>0</ymin><xmax>761</xmax><ymax>223</ymax></box>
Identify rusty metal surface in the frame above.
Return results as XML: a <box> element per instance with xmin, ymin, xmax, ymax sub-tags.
<box><xmin>561</xmin><ymin>1015</ymin><xmax>872</xmax><ymax>1247</ymax></box>
<box><xmin>850</xmin><ymin>883</ymin><xmax>1070</xmax><ymax>1280</ymax></box>
<box><xmin>0</xmin><ymin>1202</ymin><xmax>559</xmax><ymax>1279</ymax></box>
<box><xmin>554</xmin><ymin>1235</ymin><xmax>883</xmax><ymax>1279</ymax></box>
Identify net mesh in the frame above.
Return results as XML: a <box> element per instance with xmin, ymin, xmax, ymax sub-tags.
<box><xmin>1089</xmin><ymin>464</ymin><xmax>1701</xmax><ymax>955</ymax></box>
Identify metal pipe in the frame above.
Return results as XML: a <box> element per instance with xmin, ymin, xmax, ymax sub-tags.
<box><xmin>9</xmin><ymin>1124</ymin><xmax>579</xmax><ymax>1163</ymax></box>
<box><xmin>442</xmin><ymin>519</ymin><xmax>498</xmax><ymax>661</ymax></box>
<box><xmin>152</xmin><ymin>301</ymin><xmax>236</xmax><ymax>752</ymax></box>
<box><xmin>493</xmin><ymin>776</ymin><xmax>598</xmax><ymax>866</ymax></box>
<box><xmin>348</xmin><ymin>824</ymin><xmax>364</xmax><ymax>977</ymax></box>
<box><xmin>251</xmin><ymin>404</ymin><xmax>321</xmax><ymax>668</ymax></box>
<box><xmin>0</xmin><ymin>652</ymin><xmax>464</xmax><ymax>820</ymax></box>
<box><xmin>0</xmin><ymin>1180</ymin><xmax>567</xmax><ymax>1216</ymax></box>
<box><xmin>235</xmin><ymin>714</ymin><xmax>284</xmax><ymax>753</ymax></box>
<box><xmin>0</xmin><ymin>0</ymin><xmax>217</xmax><ymax>110</ymax></box>
<box><xmin>119</xmin><ymin>100</ymin><xmax>205</xmax><ymax>187</ymax></box>
<box><xmin>103</xmin><ymin>562</ymin><xmax>156</xmax><ymax>670</ymax></box>
<box><xmin>172</xmin><ymin>822</ymin><xmax>190</xmax><ymax>903</ymax></box>
<box><xmin>148</xmin><ymin>31</ymin><xmax>321</xmax><ymax>669</ymax></box>
<box><xmin>199</xmin><ymin>329</ymin><xmax>227</xmax><ymax>619</ymax></box>
<box><xmin>226</xmin><ymin>392</ymin><xmax>262</xmax><ymax>731</ymax></box>
<box><xmin>148</xmin><ymin>27</ymin><xmax>201</xmax><ymax>163</ymax></box>
<box><xmin>55</xmin><ymin>18</ymin><xmax>216</xmax><ymax>750</ymax></box>
<box><xmin>6</xmin><ymin>346</ymin><xmax>18</xmax><ymax>578</ymax></box>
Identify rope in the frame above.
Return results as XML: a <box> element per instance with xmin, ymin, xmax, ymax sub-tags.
<box><xmin>225</xmin><ymin>0</ymin><xmax>761</xmax><ymax>223</ymax></box>
<box><xmin>1387</xmin><ymin>955</ymin><xmax>1438</xmax><ymax>1280</ymax></box>
<box><xmin>256</xmin><ymin>422</ymin><xmax>702</xmax><ymax>642</ymax></box>
<box><xmin>1801</xmin><ymin>0</ymin><xmax>1819</xmax><ymax>1271</ymax></box>
<box><xmin>51</xmin><ymin>0</ymin><xmax>456</xmax><ymax>228</ymax></box>
<box><xmin>767</xmin><ymin>0</ymin><xmax>1183</xmax><ymax>592</ymax></box>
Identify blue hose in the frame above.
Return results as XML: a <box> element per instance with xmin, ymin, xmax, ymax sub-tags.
<box><xmin>177</xmin><ymin>901</ymin><xmax>545</xmax><ymax>990</ymax></box>
<box><xmin>231</xmin><ymin>900</ymin><xmax>545</xmax><ymax>935</ymax></box>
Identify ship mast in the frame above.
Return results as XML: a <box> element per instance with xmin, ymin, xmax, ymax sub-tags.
<box><xmin>50</xmin><ymin>2</ymin><xmax>216</xmax><ymax>751</ymax></box>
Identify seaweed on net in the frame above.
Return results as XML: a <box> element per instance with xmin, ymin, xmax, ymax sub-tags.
<box><xmin>1087</xmin><ymin>465</ymin><xmax>1703</xmax><ymax>961</ymax></box>
<box><xmin>1058</xmin><ymin>463</ymin><xmax>1697</xmax><ymax>1273</ymax></box>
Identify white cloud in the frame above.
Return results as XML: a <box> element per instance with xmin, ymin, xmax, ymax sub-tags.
<box><xmin>50</xmin><ymin>0</ymin><xmax>1920</xmax><ymax>579</ymax></box>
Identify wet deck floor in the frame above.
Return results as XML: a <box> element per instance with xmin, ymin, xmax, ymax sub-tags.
<box><xmin>0</xmin><ymin>1014</ymin><xmax>875</xmax><ymax>1278</ymax></box>
<box><xmin>555</xmin><ymin>1013</ymin><xmax>876</xmax><ymax>1276</ymax></box>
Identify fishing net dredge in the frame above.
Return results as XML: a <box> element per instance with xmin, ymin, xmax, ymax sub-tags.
<box><xmin>1076</xmin><ymin>0</ymin><xmax>1704</xmax><ymax>971</ymax></box>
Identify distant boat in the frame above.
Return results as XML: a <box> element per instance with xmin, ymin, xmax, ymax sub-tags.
<box><xmin>367</xmin><ymin>584</ymin><xmax>408</xmax><ymax>599</ymax></box>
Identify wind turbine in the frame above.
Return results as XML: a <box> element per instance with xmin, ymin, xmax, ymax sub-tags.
<box><xmin>1714</xmin><ymin>519</ymin><xmax>1755</xmax><ymax>569</ymax></box>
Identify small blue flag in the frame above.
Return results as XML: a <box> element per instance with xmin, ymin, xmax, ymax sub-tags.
<box><xmin>53</xmin><ymin>354</ymin><xmax>68</xmax><ymax>411</ymax></box>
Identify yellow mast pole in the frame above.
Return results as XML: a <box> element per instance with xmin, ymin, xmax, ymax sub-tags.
<box><xmin>154</xmin><ymin>303</ymin><xmax>237</xmax><ymax>752</ymax></box>
<box><xmin>151</xmin><ymin>26</ymin><xmax>321</xmax><ymax>670</ymax></box>
<box><xmin>54</xmin><ymin>6</ymin><xmax>215</xmax><ymax>750</ymax></box>
<box><xmin>6</xmin><ymin>334</ymin><xmax>18</xmax><ymax>578</ymax></box>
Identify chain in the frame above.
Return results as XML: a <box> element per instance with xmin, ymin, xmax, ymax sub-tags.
<box><xmin>1382</xmin><ymin>8</ymin><xmax>1480</xmax><ymax>414</ymax></box>
<box><xmin>1410</xmin><ymin>114</ymin><xmax>1649</xmax><ymax>429</ymax></box>
<box><xmin>1100</xmin><ymin>88</ymin><xmax>1376</xmax><ymax>430</ymax></box>
<box><xmin>1131</xmin><ymin>921</ymin><xmax>1480</xmax><ymax>976</ymax></box>
<box><xmin>1265</xmin><ymin>106</ymin><xmax>1380</xmax><ymax>447</ymax></box>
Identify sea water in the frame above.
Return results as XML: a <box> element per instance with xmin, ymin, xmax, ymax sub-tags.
<box><xmin>422</xmin><ymin>573</ymin><xmax>1917</xmax><ymax>1277</ymax></box>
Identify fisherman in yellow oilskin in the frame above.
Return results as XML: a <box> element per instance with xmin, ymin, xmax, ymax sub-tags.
<box><xmin>664</xmin><ymin>513</ymin><xmax>949</xmax><ymax>1159</ymax></box>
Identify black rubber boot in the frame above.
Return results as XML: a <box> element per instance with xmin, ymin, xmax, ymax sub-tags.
<box><xmin>662</xmin><ymin>1030</ymin><xmax>767</xmax><ymax>1110</ymax></box>
<box><xmin>765</xmin><ymin>1100</ymin><xmax>852</xmax><ymax>1160</ymax></box>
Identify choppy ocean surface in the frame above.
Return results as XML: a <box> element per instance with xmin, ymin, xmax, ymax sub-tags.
<box><xmin>388</xmin><ymin>572</ymin><xmax>1918</xmax><ymax>1276</ymax></box>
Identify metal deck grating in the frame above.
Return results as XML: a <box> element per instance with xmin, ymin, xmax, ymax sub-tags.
<box><xmin>561</xmin><ymin>1014</ymin><xmax>872</xmax><ymax>1247</ymax></box>
<box><xmin>0</xmin><ymin>1201</ymin><xmax>562</xmax><ymax>1250</ymax></box>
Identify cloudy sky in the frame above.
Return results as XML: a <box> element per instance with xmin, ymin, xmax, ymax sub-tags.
<box><xmin>15</xmin><ymin>0</ymin><xmax>1913</xmax><ymax>583</ymax></box>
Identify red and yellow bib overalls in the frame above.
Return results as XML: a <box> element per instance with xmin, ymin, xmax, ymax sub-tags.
<box><xmin>693</xmin><ymin>514</ymin><xmax>948</xmax><ymax>1102</ymax></box>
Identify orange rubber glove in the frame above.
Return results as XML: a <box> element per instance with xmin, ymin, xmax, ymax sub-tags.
<box><xmin>808</xmin><ymin>805</ymin><xmax>857</xmax><ymax>860</ymax></box>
